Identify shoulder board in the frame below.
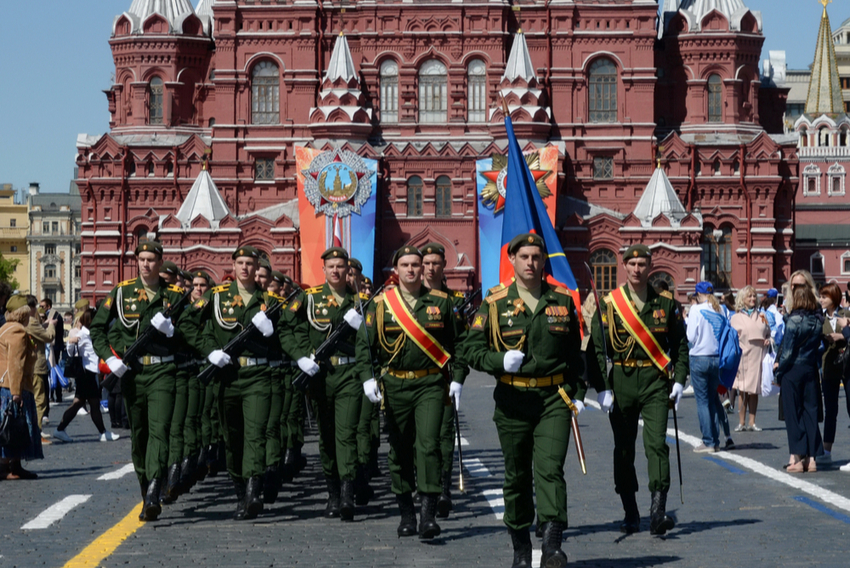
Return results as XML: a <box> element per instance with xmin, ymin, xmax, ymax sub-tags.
<box><xmin>452</xmin><ymin>290</ymin><xmax>465</xmax><ymax>298</ymax></box>
<box><xmin>306</xmin><ymin>286</ymin><xmax>323</xmax><ymax>294</ymax></box>
<box><xmin>603</xmin><ymin>294</ymin><xmax>613</xmax><ymax>304</ymax></box>
<box><xmin>359</xmin><ymin>293</ymin><xmax>369</xmax><ymax>301</ymax></box>
<box><xmin>660</xmin><ymin>291</ymin><xmax>673</xmax><ymax>300</ymax></box>
<box><xmin>373</xmin><ymin>294</ymin><xmax>384</xmax><ymax>303</ymax></box>
<box><xmin>117</xmin><ymin>278</ymin><xmax>137</xmax><ymax>288</ymax></box>
<box><xmin>268</xmin><ymin>292</ymin><xmax>286</xmax><ymax>302</ymax></box>
<box><xmin>211</xmin><ymin>284</ymin><xmax>229</xmax><ymax>294</ymax></box>
<box><xmin>486</xmin><ymin>288</ymin><xmax>509</xmax><ymax>304</ymax></box>
<box><xmin>553</xmin><ymin>286</ymin><xmax>569</xmax><ymax>296</ymax></box>
<box><xmin>168</xmin><ymin>284</ymin><xmax>185</xmax><ymax>294</ymax></box>
<box><xmin>429</xmin><ymin>289</ymin><xmax>448</xmax><ymax>299</ymax></box>
<box><xmin>487</xmin><ymin>283</ymin><xmax>505</xmax><ymax>295</ymax></box>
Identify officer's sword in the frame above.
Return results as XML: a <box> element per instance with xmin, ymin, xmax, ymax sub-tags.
<box><xmin>562</xmin><ymin>396</ymin><xmax>587</xmax><ymax>475</ymax></box>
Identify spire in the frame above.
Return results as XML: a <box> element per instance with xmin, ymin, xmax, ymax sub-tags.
<box><xmin>175</xmin><ymin>168</ymin><xmax>232</xmax><ymax>227</ymax></box>
<box><xmin>324</xmin><ymin>33</ymin><xmax>358</xmax><ymax>84</ymax></box>
<box><xmin>502</xmin><ymin>30</ymin><xmax>536</xmax><ymax>83</ymax></box>
<box><xmin>195</xmin><ymin>0</ymin><xmax>214</xmax><ymax>36</ymax></box>
<box><xmin>805</xmin><ymin>0</ymin><xmax>844</xmax><ymax>115</ymax></box>
<box><xmin>633</xmin><ymin>167</ymin><xmax>689</xmax><ymax>228</ymax></box>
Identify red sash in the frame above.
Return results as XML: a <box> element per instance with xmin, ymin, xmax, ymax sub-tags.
<box><xmin>609</xmin><ymin>286</ymin><xmax>671</xmax><ymax>374</ymax></box>
<box><xmin>383</xmin><ymin>287</ymin><xmax>451</xmax><ymax>368</ymax></box>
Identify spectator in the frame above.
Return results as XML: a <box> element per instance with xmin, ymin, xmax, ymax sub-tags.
<box><xmin>0</xmin><ymin>294</ymin><xmax>42</xmax><ymax>480</ymax></box>
<box><xmin>776</xmin><ymin>286</ymin><xmax>825</xmax><ymax>473</ymax></box>
<box><xmin>762</xmin><ymin>288</ymin><xmax>785</xmax><ymax>347</ymax></box>
<box><xmin>0</xmin><ymin>282</ymin><xmax>11</xmax><ymax>327</ymax></box>
<box><xmin>721</xmin><ymin>292</ymin><xmax>736</xmax><ymax>320</ymax></box>
<box><xmin>27</xmin><ymin>300</ymin><xmax>56</xmax><ymax>445</ymax></box>
<box><xmin>730</xmin><ymin>285</ymin><xmax>770</xmax><ymax>433</ymax></box>
<box><xmin>685</xmin><ymin>282</ymin><xmax>722</xmax><ymax>453</ymax></box>
<box><xmin>818</xmin><ymin>283</ymin><xmax>849</xmax><ymax>465</ymax></box>
<box><xmin>52</xmin><ymin>309</ymin><xmax>119</xmax><ymax>443</ymax></box>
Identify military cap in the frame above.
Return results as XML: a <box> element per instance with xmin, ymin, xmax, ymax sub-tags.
<box><xmin>507</xmin><ymin>233</ymin><xmax>545</xmax><ymax>255</ymax></box>
<box><xmin>160</xmin><ymin>261</ymin><xmax>180</xmax><ymax>276</ymax></box>
<box><xmin>6</xmin><ymin>294</ymin><xmax>27</xmax><ymax>312</ymax></box>
<box><xmin>421</xmin><ymin>242</ymin><xmax>446</xmax><ymax>258</ymax></box>
<box><xmin>623</xmin><ymin>244</ymin><xmax>652</xmax><ymax>260</ymax></box>
<box><xmin>135</xmin><ymin>240</ymin><xmax>163</xmax><ymax>257</ymax></box>
<box><xmin>191</xmin><ymin>270</ymin><xmax>212</xmax><ymax>284</ymax></box>
<box><xmin>259</xmin><ymin>258</ymin><xmax>273</xmax><ymax>271</ymax></box>
<box><xmin>180</xmin><ymin>269</ymin><xmax>194</xmax><ymax>282</ymax></box>
<box><xmin>321</xmin><ymin>247</ymin><xmax>349</xmax><ymax>262</ymax></box>
<box><xmin>232</xmin><ymin>245</ymin><xmax>261</xmax><ymax>260</ymax></box>
<box><xmin>393</xmin><ymin>245</ymin><xmax>422</xmax><ymax>265</ymax></box>
<box><xmin>271</xmin><ymin>270</ymin><xmax>287</xmax><ymax>284</ymax></box>
<box><xmin>74</xmin><ymin>298</ymin><xmax>90</xmax><ymax>312</ymax></box>
<box><xmin>348</xmin><ymin>258</ymin><xmax>363</xmax><ymax>272</ymax></box>
<box><xmin>363</xmin><ymin>277</ymin><xmax>372</xmax><ymax>285</ymax></box>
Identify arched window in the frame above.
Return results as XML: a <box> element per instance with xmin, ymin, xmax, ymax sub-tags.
<box><xmin>149</xmin><ymin>77</ymin><xmax>164</xmax><ymax>125</ymax></box>
<box><xmin>380</xmin><ymin>60</ymin><xmax>399</xmax><ymax>123</ymax></box>
<box><xmin>147</xmin><ymin>162</ymin><xmax>155</xmax><ymax>177</ymax></box>
<box><xmin>713</xmin><ymin>160</ymin><xmax>721</xmax><ymax>175</ymax></box>
<box><xmin>589</xmin><ymin>248</ymin><xmax>618</xmax><ymax>295</ymax></box>
<box><xmin>467</xmin><ymin>59</ymin><xmax>487</xmax><ymax>123</ymax></box>
<box><xmin>810</xmin><ymin>252</ymin><xmax>825</xmax><ymax>276</ymax></box>
<box><xmin>435</xmin><ymin>176</ymin><xmax>452</xmax><ymax>218</ymax></box>
<box><xmin>701</xmin><ymin>225</ymin><xmax>732</xmax><ymax>289</ymax></box>
<box><xmin>803</xmin><ymin>164</ymin><xmax>821</xmax><ymax>196</ymax></box>
<box><xmin>588</xmin><ymin>58</ymin><xmax>617</xmax><ymax>123</ymax></box>
<box><xmin>707</xmin><ymin>74</ymin><xmax>722</xmax><ymax>123</ymax></box>
<box><xmin>840</xmin><ymin>127</ymin><xmax>849</xmax><ymax>147</ymax></box>
<box><xmin>819</xmin><ymin>127</ymin><xmax>830</xmax><ymax>147</ymax></box>
<box><xmin>252</xmin><ymin>61</ymin><xmax>280</xmax><ymax>125</ymax></box>
<box><xmin>407</xmin><ymin>176</ymin><xmax>423</xmax><ymax>217</ymax></box>
<box><xmin>419</xmin><ymin>60</ymin><xmax>448</xmax><ymax>123</ymax></box>
<box><xmin>649</xmin><ymin>272</ymin><xmax>675</xmax><ymax>294</ymax></box>
<box><xmin>800</xmin><ymin>127</ymin><xmax>808</xmax><ymax>148</ymax></box>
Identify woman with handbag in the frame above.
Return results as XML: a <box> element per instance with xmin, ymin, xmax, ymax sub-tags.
<box><xmin>818</xmin><ymin>283</ymin><xmax>849</xmax><ymax>465</ymax></box>
<box><xmin>0</xmin><ymin>295</ymin><xmax>43</xmax><ymax>480</ymax></box>
<box><xmin>730</xmin><ymin>285</ymin><xmax>771</xmax><ymax>433</ymax></box>
<box><xmin>52</xmin><ymin>309</ymin><xmax>119</xmax><ymax>443</ymax></box>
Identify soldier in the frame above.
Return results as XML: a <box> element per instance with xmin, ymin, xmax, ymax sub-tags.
<box><xmin>90</xmin><ymin>240</ymin><xmax>187</xmax><ymax>521</ymax></box>
<box><xmin>420</xmin><ymin>241</ymin><xmax>468</xmax><ymax>518</ymax></box>
<box><xmin>181</xmin><ymin>246</ymin><xmax>280</xmax><ymax>520</ymax></box>
<box><xmin>268</xmin><ymin>271</ymin><xmax>286</xmax><ymax>295</ymax></box>
<box><xmin>188</xmin><ymin>270</ymin><xmax>215</xmax><ymax>481</ymax></box>
<box><xmin>463</xmin><ymin>233</ymin><xmax>582</xmax><ymax>568</ymax></box>
<box><xmin>588</xmin><ymin>244</ymin><xmax>688</xmax><ymax>536</ymax></box>
<box><xmin>347</xmin><ymin>257</ymin><xmax>364</xmax><ymax>290</ymax></box>
<box><xmin>357</xmin><ymin>245</ymin><xmax>465</xmax><ymax>540</ymax></box>
<box><xmin>362</xmin><ymin>277</ymin><xmax>373</xmax><ymax>298</ymax></box>
<box><xmin>256</xmin><ymin>258</ymin><xmax>273</xmax><ymax>290</ymax></box>
<box><xmin>279</xmin><ymin>247</ymin><xmax>365</xmax><ymax>521</ymax></box>
<box><xmin>159</xmin><ymin>261</ymin><xmax>180</xmax><ymax>285</ymax></box>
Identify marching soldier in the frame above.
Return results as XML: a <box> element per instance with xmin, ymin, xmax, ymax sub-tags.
<box><xmin>356</xmin><ymin>245</ymin><xmax>465</xmax><ymax>540</ymax></box>
<box><xmin>90</xmin><ymin>240</ymin><xmax>187</xmax><ymax>521</ymax></box>
<box><xmin>256</xmin><ymin>258</ymin><xmax>273</xmax><ymax>290</ymax></box>
<box><xmin>159</xmin><ymin>261</ymin><xmax>180</xmax><ymax>285</ymax></box>
<box><xmin>268</xmin><ymin>271</ymin><xmax>286</xmax><ymax>295</ymax></box>
<box><xmin>588</xmin><ymin>244</ymin><xmax>688</xmax><ymax>536</ymax></box>
<box><xmin>463</xmin><ymin>234</ymin><xmax>582</xmax><ymax>568</ymax></box>
<box><xmin>181</xmin><ymin>246</ymin><xmax>280</xmax><ymax>520</ymax></box>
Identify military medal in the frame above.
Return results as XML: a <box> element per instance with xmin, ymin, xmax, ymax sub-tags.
<box><xmin>322</xmin><ymin>308</ymin><xmax>328</xmax><ymax>316</ymax></box>
<box><xmin>131</xmin><ymin>304</ymin><xmax>137</xmax><ymax>311</ymax></box>
<box><xmin>508</xmin><ymin>319</ymin><xmax>513</xmax><ymax>327</ymax></box>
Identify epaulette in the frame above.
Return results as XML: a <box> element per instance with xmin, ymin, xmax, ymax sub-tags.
<box><xmin>553</xmin><ymin>286</ymin><xmax>569</xmax><ymax>296</ymax></box>
<box><xmin>452</xmin><ymin>290</ymin><xmax>465</xmax><ymax>298</ymax></box>
<box><xmin>487</xmin><ymin>283</ymin><xmax>505</xmax><ymax>295</ymax></box>
<box><xmin>373</xmin><ymin>293</ymin><xmax>384</xmax><ymax>302</ymax></box>
<box><xmin>429</xmin><ymin>289</ymin><xmax>448</xmax><ymax>299</ymax></box>
<box><xmin>117</xmin><ymin>278</ymin><xmax>137</xmax><ymax>288</ymax></box>
<box><xmin>660</xmin><ymin>291</ymin><xmax>673</xmax><ymax>300</ymax></box>
<box><xmin>211</xmin><ymin>284</ymin><xmax>230</xmax><ymax>294</ymax></box>
<box><xmin>305</xmin><ymin>286</ymin><xmax>323</xmax><ymax>295</ymax></box>
<box><xmin>485</xmin><ymin>287</ymin><xmax>509</xmax><ymax>304</ymax></box>
<box><xmin>268</xmin><ymin>291</ymin><xmax>286</xmax><ymax>302</ymax></box>
<box><xmin>603</xmin><ymin>294</ymin><xmax>613</xmax><ymax>304</ymax></box>
<box><xmin>359</xmin><ymin>293</ymin><xmax>369</xmax><ymax>301</ymax></box>
<box><xmin>168</xmin><ymin>284</ymin><xmax>185</xmax><ymax>294</ymax></box>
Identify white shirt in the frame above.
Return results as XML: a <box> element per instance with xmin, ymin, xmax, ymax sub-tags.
<box><xmin>66</xmin><ymin>326</ymin><xmax>99</xmax><ymax>373</ymax></box>
<box><xmin>686</xmin><ymin>302</ymin><xmax>720</xmax><ymax>356</ymax></box>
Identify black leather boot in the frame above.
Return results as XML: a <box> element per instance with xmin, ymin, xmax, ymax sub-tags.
<box><xmin>508</xmin><ymin>527</ymin><xmax>532</xmax><ymax>568</ymax></box>
<box><xmin>138</xmin><ymin>478</ymin><xmax>148</xmax><ymax>521</ymax></box>
<box><xmin>649</xmin><ymin>491</ymin><xmax>675</xmax><ymax>535</ymax></box>
<box><xmin>263</xmin><ymin>465</ymin><xmax>280</xmax><ymax>504</ymax></box>
<box><xmin>195</xmin><ymin>447</ymin><xmax>208</xmax><ymax>483</ymax></box>
<box><xmin>396</xmin><ymin>493</ymin><xmax>417</xmax><ymax>537</ymax></box>
<box><xmin>436</xmin><ymin>469</ymin><xmax>453</xmax><ymax>518</ymax></box>
<box><xmin>418</xmin><ymin>493</ymin><xmax>441</xmax><ymax>540</ymax></box>
<box><xmin>179</xmin><ymin>456</ymin><xmax>195</xmax><ymax>493</ymax></box>
<box><xmin>207</xmin><ymin>444</ymin><xmax>220</xmax><ymax>477</ymax></box>
<box><xmin>340</xmin><ymin>479</ymin><xmax>355</xmax><ymax>521</ymax></box>
<box><xmin>244</xmin><ymin>476</ymin><xmax>264</xmax><ymax>519</ymax></box>
<box><xmin>620</xmin><ymin>492</ymin><xmax>640</xmax><ymax>534</ymax></box>
<box><xmin>324</xmin><ymin>477</ymin><xmax>341</xmax><ymax>518</ymax></box>
<box><xmin>233</xmin><ymin>478</ymin><xmax>247</xmax><ymax>520</ymax></box>
<box><xmin>143</xmin><ymin>478</ymin><xmax>163</xmax><ymax>521</ymax></box>
<box><xmin>160</xmin><ymin>463</ymin><xmax>181</xmax><ymax>504</ymax></box>
<box><xmin>540</xmin><ymin>522</ymin><xmax>568</xmax><ymax>568</ymax></box>
<box><xmin>293</xmin><ymin>443</ymin><xmax>307</xmax><ymax>473</ymax></box>
<box><xmin>354</xmin><ymin>465</ymin><xmax>374</xmax><ymax>506</ymax></box>
<box><xmin>280</xmin><ymin>448</ymin><xmax>296</xmax><ymax>483</ymax></box>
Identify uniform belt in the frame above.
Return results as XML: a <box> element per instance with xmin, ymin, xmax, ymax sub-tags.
<box><xmin>238</xmin><ymin>357</ymin><xmax>268</xmax><ymax>367</ymax></box>
<box><xmin>138</xmin><ymin>355</ymin><xmax>175</xmax><ymax>366</ymax></box>
<box><xmin>614</xmin><ymin>359</ymin><xmax>655</xmax><ymax>368</ymax></box>
<box><xmin>385</xmin><ymin>368</ymin><xmax>441</xmax><ymax>379</ymax></box>
<box><xmin>499</xmin><ymin>374</ymin><xmax>564</xmax><ymax>388</ymax></box>
<box><xmin>329</xmin><ymin>356</ymin><xmax>355</xmax><ymax>366</ymax></box>
<box><xmin>176</xmin><ymin>359</ymin><xmax>198</xmax><ymax>370</ymax></box>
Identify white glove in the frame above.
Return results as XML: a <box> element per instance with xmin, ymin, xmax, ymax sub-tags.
<box><xmin>363</xmin><ymin>378</ymin><xmax>382</xmax><ymax>404</ymax></box>
<box><xmin>503</xmin><ymin>350</ymin><xmax>524</xmax><ymax>373</ymax></box>
<box><xmin>297</xmin><ymin>356</ymin><xmax>320</xmax><ymax>377</ymax></box>
<box><xmin>208</xmin><ymin>349</ymin><xmax>232</xmax><ymax>368</ymax></box>
<box><xmin>571</xmin><ymin>400</ymin><xmax>585</xmax><ymax>415</ymax></box>
<box><xmin>669</xmin><ymin>382</ymin><xmax>684</xmax><ymax>411</ymax></box>
<box><xmin>343</xmin><ymin>309</ymin><xmax>364</xmax><ymax>330</ymax></box>
<box><xmin>597</xmin><ymin>390</ymin><xmax>614</xmax><ymax>414</ymax></box>
<box><xmin>449</xmin><ymin>382</ymin><xmax>463</xmax><ymax>411</ymax></box>
<box><xmin>106</xmin><ymin>356</ymin><xmax>128</xmax><ymax>378</ymax></box>
<box><xmin>251</xmin><ymin>311</ymin><xmax>274</xmax><ymax>338</ymax></box>
<box><xmin>150</xmin><ymin>312</ymin><xmax>174</xmax><ymax>338</ymax></box>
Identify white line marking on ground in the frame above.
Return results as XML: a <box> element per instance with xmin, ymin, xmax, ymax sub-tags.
<box><xmin>97</xmin><ymin>464</ymin><xmax>135</xmax><ymax>481</ymax></box>
<box><xmin>532</xmin><ymin>550</ymin><xmax>542</xmax><ymax>565</ymax></box>
<box><xmin>21</xmin><ymin>495</ymin><xmax>91</xmax><ymax>530</ymax></box>
<box><xmin>464</xmin><ymin>457</ymin><xmax>493</xmax><ymax>478</ymax></box>
<box><xmin>481</xmin><ymin>489</ymin><xmax>505</xmax><ymax>519</ymax></box>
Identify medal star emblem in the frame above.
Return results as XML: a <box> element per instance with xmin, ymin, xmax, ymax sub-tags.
<box><xmin>301</xmin><ymin>149</ymin><xmax>373</xmax><ymax>218</ymax></box>
<box><xmin>480</xmin><ymin>152</ymin><xmax>552</xmax><ymax>213</ymax></box>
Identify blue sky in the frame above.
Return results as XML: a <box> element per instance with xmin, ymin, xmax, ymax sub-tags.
<box><xmin>0</xmin><ymin>0</ymin><xmax>836</xmax><ymax>197</ymax></box>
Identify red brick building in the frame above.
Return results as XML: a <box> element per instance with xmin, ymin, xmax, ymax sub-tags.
<box><xmin>75</xmin><ymin>0</ymin><xmax>797</xmax><ymax>301</ymax></box>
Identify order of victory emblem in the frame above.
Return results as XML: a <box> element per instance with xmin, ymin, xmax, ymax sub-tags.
<box><xmin>479</xmin><ymin>152</ymin><xmax>552</xmax><ymax>213</ymax></box>
<box><xmin>302</xmin><ymin>149</ymin><xmax>373</xmax><ymax>217</ymax></box>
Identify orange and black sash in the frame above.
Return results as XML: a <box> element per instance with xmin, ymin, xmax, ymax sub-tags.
<box><xmin>383</xmin><ymin>287</ymin><xmax>451</xmax><ymax>368</ymax></box>
<box><xmin>609</xmin><ymin>286</ymin><xmax>671</xmax><ymax>374</ymax></box>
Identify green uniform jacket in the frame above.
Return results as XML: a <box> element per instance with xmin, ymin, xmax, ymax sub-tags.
<box><xmin>588</xmin><ymin>285</ymin><xmax>689</xmax><ymax>390</ymax></box>
<box><xmin>90</xmin><ymin>277</ymin><xmax>188</xmax><ymax>362</ymax></box>
<box><xmin>355</xmin><ymin>285</ymin><xmax>467</xmax><ymax>384</ymax></box>
<box><xmin>463</xmin><ymin>281</ymin><xmax>586</xmax><ymax>401</ymax></box>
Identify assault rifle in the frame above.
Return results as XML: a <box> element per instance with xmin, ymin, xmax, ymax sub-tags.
<box><xmin>101</xmin><ymin>288</ymin><xmax>193</xmax><ymax>392</ymax></box>
<box><xmin>198</xmin><ymin>286</ymin><xmax>301</xmax><ymax>386</ymax></box>
<box><xmin>457</xmin><ymin>287</ymin><xmax>481</xmax><ymax>324</ymax></box>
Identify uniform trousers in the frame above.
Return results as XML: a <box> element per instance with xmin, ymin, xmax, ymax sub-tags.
<box><xmin>201</xmin><ymin>379</ymin><xmax>220</xmax><ymax>447</ymax></box>
<box><xmin>183</xmin><ymin>371</ymin><xmax>202</xmax><ymax>457</ymax></box>
<box><xmin>311</xmin><ymin>364</ymin><xmax>361</xmax><ymax>480</ymax></box>
<box><xmin>356</xmin><ymin>392</ymin><xmax>380</xmax><ymax>467</ymax></box>
<box><xmin>281</xmin><ymin>368</ymin><xmax>304</xmax><ymax>451</ymax></box>
<box><xmin>219</xmin><ymin>366</ymin><xmax>273</xmax><ymax>481</ymax></box>
<box><xmin>122</xmin><ymin>364</ymin><xmax>177</xmax><ymax>484</ymax></box>
<box><xmin>439</xmin><ymin>396</ymin><xmax>455</xmax><ymax>474</ymax></box>
<box><xmin>265</xmin><ymin>368</ymin><xmax>284</xmax><ymax>467</ymax></box>
<box><xmin>167</xmin><ymin>370</ymin><xmax>189</xmax><ymax>465</ymax></box>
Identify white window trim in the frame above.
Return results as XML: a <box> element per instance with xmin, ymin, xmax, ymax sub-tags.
<box><xmin>810</xmin><ymin>251</ymin><xmax>825</xmax><ymax>275</ymax></box>
<box><xmin>841</xmin><ymin>251</ymin><xmax>850</xmax><ymax>276</ymax></box>
<box><xmin>828</xmin><ymin>163</ymin><xmax>846</xmax><ymax>196</ymax></box>
<box><xmin>803</xmin><ymin>164</ymin><xmax>821</xmax><ymax>197</ymax></box>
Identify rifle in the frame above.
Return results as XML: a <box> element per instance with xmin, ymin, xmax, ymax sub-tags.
<box><xmin>458</xmin><ymin>287</ymin><xmax>481</xmax><ymax>324</ymax></box>
<box><xmin>101</xmin><ymin>288</ymin><xmax>193</xmax><ymax>392</ymax></box>
<box><xmin>198</xmin><ymin>287</ymin><xmax>301</xmax><ymax>386</ymax></box>
<box><xmin>291</xmin><ymin>284</ymin><xmax>386</xmax><ymax>392</ymax></box>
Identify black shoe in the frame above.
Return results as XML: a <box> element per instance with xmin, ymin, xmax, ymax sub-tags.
<box><xmin>540</xmin><ymin>522</ymin><xmax>568</xmax><ymax>568</ymax></box>
<box><xmin>324</xmin><ymin>477</ymin><xmax>341</xmax><ymax>519</ymax></box>
<box><xmin>160</xmin><ymin>464</ymin><xmax>181</xmax><ymax>505</ymax></box>
<box><xmin>263</xmin><ymin>466</ymin><xmax>280</xmax><ymax>504</ymax></box>
<box><xmin>619</xmin><ymin>492</ymin><xmax>640</xmax><ymax>534</ymax></box>
<box><xmin>413</xmin><ymin>491</ymin><xmax>422</xmax><ymax>505</ymax></box>
<box><xmin>138</xmin><ymin>478</ymin><xmax>148</xmax><ymax>521</ymax></box>
<box><xmin>649</xmin><ymin>491</ymin><xmax>675</xmax><ymax>535</ymax></box>
<box><xmin>508</xmin><ymin>527</ymin><xmax>532</xmax><ymax>568</ymax></box>
<box><xmin>179</xmin><ymin>456</ymin><xmax>196</xmax><ymax>493</ymax></box>
<box><xmin>396</xmin><ymin>493</ymin><xmax>417</xmax><ymax>537</ymax></box>
<box><xmin>244</xmin><ymin>476</ymin><xmax>264</xmax><ymax>519</ymax></box>
<box><xmin>535</xmin><ymin>514</ymin><xmax>543</xmax><ymax>538</ymax></box>
<box><xmin>418</xmin><ymin>493</ymin><xmax>441</xmax><ymax>540</ymax></box>
<box><xmin>143</xmin><ymin>478</ymin><xmax>163</xmax><ymax>521</ymax></box>
<box><xmin>436</xmin><ymin>470</ymin><xmax>453</xmax><ymax>519</ymax></box>
<box><xmin>207</xmin><ymin>444</ymin><xmax>220</xmax><ymax>477</ymax></box>
<box><xmin>195</xmin><ymin>449</ymin><xmax>208</xmax><ymax>483</ymax></box>
<box><xmin>293</xmin><ymin>444</ymin><xmax>307</xmax><ymax>473</ymax></box>
<box><xmin>354</xmin><ymin>465</ymin><xmax>373</xmax><ymax>506</ymax></box>
<box><xmin>340</xmin><ymin>479</ymin><xmax>355</xmax><ymax>521</ymax></box>
<box><xmin>280</xmin><ymin>448</ymin><xmax>296</xmax><ymax>483</ymax></box>
<box><xmin>724</xmin><ymin>437</ymin><xmax>735</xmax><ymax>450</ymax></box>
<box><xmin>233</xmin><ymin>478</ymin><xmax>247</xmax><ymax>520</ymax></box>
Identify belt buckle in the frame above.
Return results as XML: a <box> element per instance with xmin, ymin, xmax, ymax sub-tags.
<box><xmin>528</xmin><ymin>378</ymin><xmax>537</xmax><ymax>388</ymax></box>
<box><xmin>407</xmin><ymin>371</ymin><xmax>416</xmax><ymax>379</ymax></box>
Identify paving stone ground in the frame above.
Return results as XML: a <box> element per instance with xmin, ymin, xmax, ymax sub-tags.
<box><xmin>4</xmin><ymin>371</ymin><xmax>850</xmax><ymax>567</ymax></box>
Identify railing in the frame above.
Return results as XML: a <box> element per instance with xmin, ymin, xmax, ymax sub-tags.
<box><xmin>798</xmin><ymin>146</ymin><xmax>850</xmax><ymax>158</ymax></box>
<box><xmin>0</xmin><ymin>227</ymin><xmax>27</xmax><ymax>238</ymax></box>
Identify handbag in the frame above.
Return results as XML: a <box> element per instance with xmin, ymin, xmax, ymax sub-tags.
<box><xmin>62</xmin><ymin>355</ymin><xmax>83</xmax><ymax>382</ymax></box>
<box><xmin>0</xmin><ymin>404</ymin><xmax>31</xmax><ymax>452</ymax></box>
<box><xmin>761</xmin><ymin>349</ymin><xmax>778</xmax><ymax>397</ymax></box>
<box><xmin>52</xmin><ymin>364</ymin><xmax>71</xmax><ymax>388</ymax></box>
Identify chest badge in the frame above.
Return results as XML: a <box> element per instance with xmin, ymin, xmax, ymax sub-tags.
<box><xmin>231</xmin><ymin>295</ymin><xmax>244</xmax><ymax>308</ymax></box>
<box><xmin>426</xmin><ymin>306</ymin><xmax>441</xmax><ymax>321</ymax></box>
<box><xmin>136</xmin><ymin>288</ymin><xmax>148</xmax><ymax>302</ymax></box>
<box><xmin>512</xmin><ymin>299</ymin><xmax>526</xmax><ymax>316</ymax></box>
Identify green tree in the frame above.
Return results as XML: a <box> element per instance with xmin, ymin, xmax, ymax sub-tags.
<box><xmin>0</xmin><ymin>254</ymin><xmax>20</xmax><ymax>290</ymax></box>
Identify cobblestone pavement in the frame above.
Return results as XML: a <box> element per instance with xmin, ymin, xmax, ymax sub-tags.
<box><xmin>5</xmin><ymin>371</ymin><xmax>850</xmax><ymax>567</ymax></box>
